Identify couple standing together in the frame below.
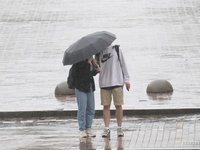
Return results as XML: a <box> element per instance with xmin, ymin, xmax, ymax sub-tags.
<box><xmin>73</xmin><ymin>44</ymin><xmax>130</xmax><ymax>138</ymax></box>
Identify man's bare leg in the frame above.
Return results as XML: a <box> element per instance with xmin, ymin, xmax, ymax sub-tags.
<box><xmin>103</xmin><ymin>105</ymin><xmax>111</xmax><ymax>127</ymax></box>
<box><xmin>115</xmin><ymin>105</ymin><xmax>123</xmax><ymax>127</ymax></box>
<box><xmin>115</xmin><ymin>105</ymin><xmax>124</xmax><ymax>136</ymax></box>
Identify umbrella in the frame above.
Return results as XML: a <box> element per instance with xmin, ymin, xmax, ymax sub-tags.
<box><xmin>62</xmin><ymin>31</ymin><xmax>116</xmax><ymax>65</ymax></box>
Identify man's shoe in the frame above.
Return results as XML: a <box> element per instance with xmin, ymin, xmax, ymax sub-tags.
<box><xmin>86</xmin><ymin>128</ymin><xmax>96</xmax><ymax>137</ymax></box>
<box><xmin>117</xmin><ymin>128</ymin><xmax>124</xmax><ymax>137</ymax></box>
<box><xmin>79</xmin><ymin>130</ymin><xmax>87</xmax><ymax>138</ymax></box>
<box><xmin>102</xmin><ymin>129</ymin><xmax>110</xmax><ymax>137</ymax></box>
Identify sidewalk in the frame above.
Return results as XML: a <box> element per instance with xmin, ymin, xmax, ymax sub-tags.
<box><xmin>1</xmin><ymin>0</ymin><xmax>200</xmax><ymax>112</ymax></box>
<box><xmin>1</xmin><ymin>114</ymin><xmax>200</xmax><ymax>149</ymax></box>
<box><xmin>0</xmin><ymin>0</ymin><xmax>200</xmax><ymax>149</ymax></box>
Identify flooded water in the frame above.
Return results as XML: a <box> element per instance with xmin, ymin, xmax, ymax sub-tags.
<box><xmin>0</xmin><ymin>0</ymin><xmax>200</xmax><ymax>111</ymax></box>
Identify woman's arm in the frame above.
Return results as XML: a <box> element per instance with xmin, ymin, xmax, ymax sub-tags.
<box><xmin>91</xmin><ymin>59</ymin><xmax>101</xmax><ymax>76</ymax></box>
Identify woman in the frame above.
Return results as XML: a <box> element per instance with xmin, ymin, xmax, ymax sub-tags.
<box><xmin>74</xmin><ymin>56</ymin><xmax>100</xmax><ymax>138</ymax></box>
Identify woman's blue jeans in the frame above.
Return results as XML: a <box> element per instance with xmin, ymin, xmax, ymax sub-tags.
<box><xmin>75</xmin><ymin>88</ymin><xmax>95</xmax><ymax>131</ymax></box>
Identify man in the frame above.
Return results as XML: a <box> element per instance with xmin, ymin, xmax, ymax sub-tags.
<box><xmin>96</xmin><ymin>44</ymin><xmax>130</xmax><ymax>137</ymax></box>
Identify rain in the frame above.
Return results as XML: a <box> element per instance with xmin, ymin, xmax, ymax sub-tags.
<box><xmin>0</xmin><ymin>0</ymin><xmax>200</xmax><ymax>111</ymax></box>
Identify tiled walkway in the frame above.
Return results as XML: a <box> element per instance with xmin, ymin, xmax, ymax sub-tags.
<box><xmin>0</xmin><ymin>0</ymin><xmax>200</xmax><ymax>111</ymax></box>
<box><xmin>0</xmin><ymin>0</ymin><xmax>200</xmax><ymax>149</ymax></box>
<box><xmin>1</xmin><ymin>114</ymin><xmax>200</xmax><ymax>149</ymax></box>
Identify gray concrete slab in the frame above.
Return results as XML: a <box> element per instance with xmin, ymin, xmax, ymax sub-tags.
<box><xmin>2</xmin><ymin>108</ymin><xmax>200</xmax><ymax>119</ymax></box>
<box><xmin>1</xmin><ymin>114</ymin><xmax>200</xmax><ymax>149</ymax></box>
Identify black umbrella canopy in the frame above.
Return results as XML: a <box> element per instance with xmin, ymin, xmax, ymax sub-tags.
<box><xmin>62</xmin><ymin>31</ymin><xmax>116</xmax><ymax>65</ymax></box>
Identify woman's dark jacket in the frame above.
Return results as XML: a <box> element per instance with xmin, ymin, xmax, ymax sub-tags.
<box><xmin>74</xmin><ymin>60</ymin><xmax>98</xmax><ymax>93</ymax></box>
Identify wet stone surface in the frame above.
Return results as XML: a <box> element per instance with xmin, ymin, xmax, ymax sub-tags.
<box><xmin>1</xmin><ymin>114</ymin><xmax>200</xmax><ymax>149</ymax></box>
<box><xmin>1</xmin><ymin>0</ymin><xmax>200</xmax><ymax>149</ymax></box>
<box><xmin>0</xmin><ymin>1</ymin><xmax>200</xmax><ymax>109</ymax></box>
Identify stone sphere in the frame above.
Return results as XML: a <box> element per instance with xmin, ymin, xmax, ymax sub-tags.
<box><xmin>55</xmin><ymin>81</ymin><xmax>75</xmax><ymax>96</ymax></box>
<box><xmin>146</xmin><ymin>80</ymin><xmax>173</xmax><ymax>93</ymax></box>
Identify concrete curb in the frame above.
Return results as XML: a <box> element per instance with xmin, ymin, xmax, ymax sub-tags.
<box><xmin>1</xmin><ymin>108</ymin><xmax>200</xmax><ymax>119</ymax></box>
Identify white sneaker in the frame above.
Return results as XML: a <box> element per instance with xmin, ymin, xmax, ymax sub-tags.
<box><xmin>117</xmin><ymin>128</ymin><xmax>124</xmax><ymax>137</ymax></box>
<box><xmin>102</xmin><ymin>129</ymin><xmax>110</xmax><ymax>137</ymax></box>
<box><xmin>86</xmin><ymin>128</ymin><xmax>96</xmax><ymax>137</ymax></box>
<box><xmin>79</xmin><ymin>130</ymin><xmax>87</xmax><ymax>138</ymax></box>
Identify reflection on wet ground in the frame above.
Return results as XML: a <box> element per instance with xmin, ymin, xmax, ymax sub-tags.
<box><xmin>55</xmin><ymin>95</ymin><xmax>76</xmax><ymax>102</ymax></box>
<box><xmin>147</xmin><ymin>92</ymin><xmax>173</xmax><ymax>100</ymax></box>
<box><xmin>1</xmin><ymin>115</ymin><xmax>200</xmax><ymax>149</ymax></box>
<box><xmin>79</xmin><ymin>137</ymin><xmax>96</xmax><ymax>150</ymax></box>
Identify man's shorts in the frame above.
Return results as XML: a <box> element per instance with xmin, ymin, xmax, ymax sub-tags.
<box><xmin>100</xmin><ymin>86</ymin><xmax>123</xmax><ymax>106</ymax></box>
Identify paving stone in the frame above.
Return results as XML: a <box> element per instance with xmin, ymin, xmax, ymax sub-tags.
<box><xmin>0</xmin><ymin>114</ymin><xmax>200</xmax><ymax>149</ymax></box>
<box><xmin>0</xmin><ymin>0</ymin><xmax>200</xmax><ymax>149</ymax></box>
<box><xmin>0</xmin><ymin>0</ymin><xmax>200</xmax><ymax>111</ymax></box>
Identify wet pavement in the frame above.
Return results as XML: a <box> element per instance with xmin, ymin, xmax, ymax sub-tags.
<box><xmin>1</xmin><ymin>0</ymin><xmax>200</xmax><ymax>149</ymax></box>
<box><xmin>0</xmin><ymin>0</ymin><xmax>200</xmax><ymax>111</ymax></box>
<box><xmin>1</xmin><ymin>114</ymin><xmax>200</xmax><ymax>149</ymax></box>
